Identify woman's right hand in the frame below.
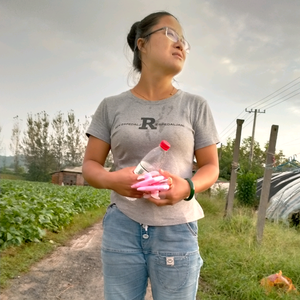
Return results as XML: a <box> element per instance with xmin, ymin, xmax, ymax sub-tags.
<box><xmin>108</xmin><ymin>166</ymin><xmax>144</xmax><ymax>198</ymax></box>
<box><xmin>83</xmin><ymin>137</ymin><xmax>142</xmax><ymax>198</ymax></box>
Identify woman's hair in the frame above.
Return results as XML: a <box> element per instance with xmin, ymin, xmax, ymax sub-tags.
<box><xmin>127</xmin><ymin>11</ymin><xmax>177</xmax><ymax>73</ymax></box>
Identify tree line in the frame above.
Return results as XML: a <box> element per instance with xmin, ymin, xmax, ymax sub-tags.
<box><xmin>3</xmin><ymin>112</ymin><xmax>295</xmax><ymax>183</ymax></box>
<box><xmin>218</xmin><ymin>136</ymin><xmax>287</xmax><ymax>181</ymax></box>
<box><xmin>7</xmin><ymin>111</ymin><xmax>90</xmax><ymax>182</ymax></box>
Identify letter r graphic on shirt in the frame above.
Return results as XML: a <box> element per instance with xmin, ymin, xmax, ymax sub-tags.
<box><xmin>139</xmin><ymin>117</ymin><xmax>157</xmax><ymax>129</ymax></box>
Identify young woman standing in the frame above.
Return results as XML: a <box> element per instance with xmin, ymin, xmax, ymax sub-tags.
<box><xmin>83</xmin><ymin>11</ymin><xmax>219</xmax><ymax>300</ymax></box>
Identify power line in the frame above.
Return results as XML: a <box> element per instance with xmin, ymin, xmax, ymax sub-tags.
<box><xmin>247</xmin><ymin>76</ymin><xmax>300</xmax><ymax>108</ymax></box>
<box><xmin>261</xmin><ymin>92</ymin><xmax>300</xmax><ymax>110</ymax></box>
<box><xmin>220</xmin><ymin>117</ymin><xmax>253</xmax><ymax>142</ymax></box>
<box><xmin>218</xmin><ymin>111</ymin><xmax>250</xmax><ymax>139</ymax></box>
<box><xmin>281</xmin><ymin>137</ymin><xmax>300</xmax><ymax>146</ymax></box>
<box><xmin>218</xmin><ymin>110</ymin><xmax>245</xmax><ymax>136</ymax></box>
<box><xmin>220</xmin><ymin>77</ymin><xmax>300</xmax><ymax>144</ymax></box>
<box><xmin>254</xmin><ymin>82</ymin><xmax>300</xmax><ymax>110</ymax></box>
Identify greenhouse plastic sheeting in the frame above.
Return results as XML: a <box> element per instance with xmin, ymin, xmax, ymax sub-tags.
<box><xmin>266</xmin><ymin>172</ymin><xmax>300</xmax><ymax>222</ymax></box>
<box><xmin>256</xmin><ymin>171</ymin><xmax>300</xmax><ymax>199</ymax></box>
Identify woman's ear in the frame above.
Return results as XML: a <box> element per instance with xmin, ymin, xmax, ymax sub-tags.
<box><xmin>136</xmin><ymin>38</ymin><xmax>146</xmax><ymax>53</ymax></box>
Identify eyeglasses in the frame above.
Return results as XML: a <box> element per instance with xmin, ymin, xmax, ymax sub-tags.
<box><xmin>142</xmin><ymin>27</ymin><xmax>190</xmax><ymax>53</ymax></box>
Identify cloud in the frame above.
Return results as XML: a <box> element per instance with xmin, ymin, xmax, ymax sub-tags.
<box><xmin>0</xmin><ymin>0</ymin><xmax>299</xmax><ymax>157</ymax></box>
<box><xmin>177</xmin><ymin>0</ymin><xmax>300</xmax><ymax>104</ymax></box>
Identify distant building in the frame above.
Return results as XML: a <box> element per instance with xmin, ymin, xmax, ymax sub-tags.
<box><xmin>51</xmin><ymin>166</ymin><xmax>87</xmax><ymax>186</ymax></box>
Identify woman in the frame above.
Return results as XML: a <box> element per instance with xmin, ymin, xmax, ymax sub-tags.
<box><xmin>82</xmin><ymin>11</ymin><xmax>219</xmax><ymax>300</ymax></box>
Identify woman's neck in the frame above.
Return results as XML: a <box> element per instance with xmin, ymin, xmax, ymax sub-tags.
<box><xmin>132</xmin><ymin>73</ymin><xmax>176</xmax><ymax>101</ymax></box>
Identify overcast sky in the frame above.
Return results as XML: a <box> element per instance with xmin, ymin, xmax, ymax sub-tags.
<box><xmin>1</xmin><ymin>0</ymin><xmax>299</xmax><ymax>161</ymax></box>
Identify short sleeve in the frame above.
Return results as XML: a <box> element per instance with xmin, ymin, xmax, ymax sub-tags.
<box><xmin>193</xmin><ymin>98</ymin><xmax>220</xmax><ymax>150</ymax></box>
<box><xmin>86</xmin><ymin>99</ymin><xmax>111</xmax><ymax>144</ymax></box>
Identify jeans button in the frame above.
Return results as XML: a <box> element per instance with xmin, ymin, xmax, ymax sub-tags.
<box><xmin>142</xmin><ymin>234</ymin><xmax>149</xmax><ymax>239</ymax></box>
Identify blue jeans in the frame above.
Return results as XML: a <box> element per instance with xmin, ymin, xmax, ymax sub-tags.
<box><xmin>101</xmin><ymin>204</ymin><xmax>203</xmax><ymax>300</ymax></box>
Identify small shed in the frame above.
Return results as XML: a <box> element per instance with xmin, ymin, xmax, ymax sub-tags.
<box><xmin>51</xmin><ymin>166</ymin><xmax>87</xmax><ymax>186</ymax></box>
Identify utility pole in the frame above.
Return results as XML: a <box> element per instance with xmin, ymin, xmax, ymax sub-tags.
<box><xmin>245</xmin><ymin>108</ymin><xmax>266</xmax><ymax>164</ymax></box>
<box><xmin>256</xmin><ymin>125</ymin><xmax>279</xmax><ymax>244</ymax></box>
<box><xmin>224</xmin><ymin>119</ymin><xmax>244</xmax><ymax>218</ymax></box>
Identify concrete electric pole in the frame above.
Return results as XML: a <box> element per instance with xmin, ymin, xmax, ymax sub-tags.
<box><xmin>256</xmin><ymin>125</ymin><xmax>279</xmax><ymax>244</ymax></box>
<box><xmin>224</xmin><ymin>119</ymin><xmax>244</xmax><ymax>218</ymax></box>
<box><xmin>245</xmin><ymin>108</ymin><xmax>266</xmax><ymax>165</ymax></box>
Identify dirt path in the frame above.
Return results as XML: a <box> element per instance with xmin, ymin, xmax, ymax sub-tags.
<box><xmin>1</xmin><ymin>221</ymin><xmax>153</xmax><ymax>300</ymax></box>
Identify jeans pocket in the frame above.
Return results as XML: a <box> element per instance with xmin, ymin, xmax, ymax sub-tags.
<box><xmin>186</xmin><ymin>221</ymin><xmax>198</xmax><ymax>236</ymax></box>
<box><xmin>155</xmin><ymin>254</ymin><xmax>190</xmax><ymax>292</ymax></box>
<box><xmin>102</xmin><ymin>203</ymin><xmax>116</xmax><ymax>227</ymax></box>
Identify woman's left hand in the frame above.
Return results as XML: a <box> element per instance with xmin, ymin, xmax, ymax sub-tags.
<box><xmin>144</xmin><ymin>169</ymin><xmax>191</xmax><ymax>206</ymax></box>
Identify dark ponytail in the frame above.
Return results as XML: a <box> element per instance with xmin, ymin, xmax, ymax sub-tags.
<box><xmin>127</xmin><ymin>11</ymin><xmax>177</xmax><ymax>73</ymax></box>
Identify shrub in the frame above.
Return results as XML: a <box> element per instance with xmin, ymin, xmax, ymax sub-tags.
<box><xmin>236</xmin><ymin>172</ymin><xmax>258</xmax><ymax>207</ymax></box>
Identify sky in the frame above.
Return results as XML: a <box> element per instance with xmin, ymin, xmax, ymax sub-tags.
<box><xmin>0</xmin><ymin>0</ymin><xmax>300</xmax><ymax>161</ymax></box>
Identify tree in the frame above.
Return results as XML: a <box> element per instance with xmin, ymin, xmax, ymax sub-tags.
<box><xmin>263</xmin><ymin>142</ymin><xmax>285</xmax><ymax>168</ymax></box>
<box><xmin>9</xmin><ymin>116</ymin><xmax>22</xmax><ymax>173</ymax></box>
<box><xmin>65</xmin><ymin>111</ymin><xmax>85</xmax><ymax>167</ymax></box>
<box><xmin>0</xmin><ymin>126</ymin><xmax>7</xmax><ymax>171</ymax></box>
<box><xmin>81</xmin><ymin>114</ymin><xmax>91</xmax><ymax>156</ymax></box>
<box><xmin>218</xmin><ymin>136</ymin><xmax>286</xmax><ymax>180</ymax></box>
<box><xmin>218</xmin><ymin>139</ymin><xmax>235</xmax><ymax>180</ymax></box>
<box><xmin>239</xmin><ymin>136</ymin><xmax>265</xmax><ymax>177</ymax></box>
<box><xmin>51</xmin><ymin>112</ymin><xmax>66</xmax><ymax>170</ymax></box>
<box><xmin>0</xmin><ymin>125</ymin><xmax>3</xmax><ymax>153</ymax></box>
<box><xmin>22</xmin><ymin>111</ymin><xmax>55</xmax><ymax>181</ymax></box>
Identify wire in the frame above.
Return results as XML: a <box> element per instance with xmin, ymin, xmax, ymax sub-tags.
<box><xmin>218</xmin><ymin>111</ymin><xmax>250</xmax><ymax>138</ymax></box>
<box><xmin>218</xmin><ymin>110</ymin><xmax>245</xmax><ymax>136</ymax></box>
<box><xmin>220</xmin><ymin>76</ymin><xmax>300</xmax><ymax>145</ymax></box>
<box><xmin>262</xmin><ymin>92</ymin><xmax>300</xmax><ymax>110</ymax></box>
<box><xmin>247</xmin><ymin>76</ymin><xmax>300</xmax><ymax>108</ymax></box>
<box><xmin>249</xmin><ymin>81</ymin><xmax>300</xmax><ymax>110</ymax></box>
<box><xmin>256</xmin><ymin>82</ymin><xmax>300</xmax><ymax>110</ymax></box>
<box><xmin>281</xmin><ymin>137</ymin><xmax>300</xmax><ymax>146</ymax></box>
<box><xmin>219</xmin><ymin>112</ymin><xmax>251</xmax><ymax>141</ymax></box>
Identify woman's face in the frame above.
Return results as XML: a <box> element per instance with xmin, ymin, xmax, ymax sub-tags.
<box><xmin>140</xmin><ymin>15</ymin><xmax>188</xmax><ymax>76</ymax></box>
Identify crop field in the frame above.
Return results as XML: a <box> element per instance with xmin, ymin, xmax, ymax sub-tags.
<box><xmin>0</xmin><ymin>179</ymin><xmax>110</xmax><ymax>249</ymax></box>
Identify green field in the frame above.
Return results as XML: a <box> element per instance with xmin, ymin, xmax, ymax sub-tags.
<box><xmin>0</xmin><ymin>179</ymin><xmax>110</xmax><ymax>249</ymax></box>
<box><xmin>1</xmin><ymin>180</ymin><xmax>299</xmax><ymax>299</ymax></box>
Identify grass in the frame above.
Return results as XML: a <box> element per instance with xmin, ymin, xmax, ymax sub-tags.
<box><xmin>0</xmin><ymin>173</ymin><xmax>26</xmax><ymax>180</ymax></box>
<box><xmin>196</xmin><ymin>194</ymin><xmax>300</xmax><ymax>300</ymax></box>
<box><xmin>0</xmin><ymin>206</ymin><xmax>106</xmax><ymax>290</ymax></box>
<box><xmin>1</xmin><ymin>188</ymin><xmax>299</xmax><ymax>299</ymax></box>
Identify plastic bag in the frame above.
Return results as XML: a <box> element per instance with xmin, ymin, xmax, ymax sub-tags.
<box><xmin>260</xmin><ymin>270</ymin><xmax>298</xmax><ymax>294</ymax></box>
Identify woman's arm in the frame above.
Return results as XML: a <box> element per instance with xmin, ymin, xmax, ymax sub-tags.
<box><xmin>82</xmin><ymin>136</ymin><xmax>144</xmax><ymax>198</ymax></box>
<box><xmin>192</xmin><ymin>143</ymin><xmax>219</xmax><ymax>194</ymax></box>
<box><xmin>82</xmin><ymin>136</ymin><xmax>111</xmax><ymax>189</ymax></box>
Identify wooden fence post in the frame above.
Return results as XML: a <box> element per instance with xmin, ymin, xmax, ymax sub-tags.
<box><xmin>224</xmin><ymin>119</ymin><xmax>244</xmax><ymax>218</ymax></box>
<box><xmin>256</xmin><ymin>125</ymin><xmax>279</xmax><ymax>244</ymax></box>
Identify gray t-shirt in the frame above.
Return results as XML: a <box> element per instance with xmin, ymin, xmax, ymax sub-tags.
<box><xmin>87</xmin><ymin>90</ymin><xmax>219</xmax><ymax>226</ymax></box>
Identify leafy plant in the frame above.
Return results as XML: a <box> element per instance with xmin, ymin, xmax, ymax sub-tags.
<box><xmin>0</xmin><ymin>180</ymin><xmax>110</xmax><ymax>249</ymax></box>
<box><xmin>236</xmin><ymin>172</ymin><xmax>259</xmax><ymax>207</ymax></box>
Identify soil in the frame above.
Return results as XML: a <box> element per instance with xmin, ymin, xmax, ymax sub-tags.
<box><xmin>1</xmin><ymin>221</ymin><xmax>153</xmax><ymax>300</ymax></box>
